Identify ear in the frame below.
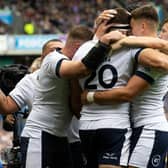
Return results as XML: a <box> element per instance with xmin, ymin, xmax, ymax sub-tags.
<box><xmin>142</xmin><ymin>21</ymin><xmax>148</xmax><ymax>30</ymax></box>
<box><xmin>72</xmin><ymin>41</ymin><xmax>82</xmax><ymax>50</ymax></box>
<box><xmin>141</xmin><ymin>22</ymin><xmax>146</xmax><ymax>32</ymax></box>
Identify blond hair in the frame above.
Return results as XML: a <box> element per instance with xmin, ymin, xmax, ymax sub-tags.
<box><xmin>29</xmin><ymin>57</ymin><xmax>42</xmax><ymax>72</ymax></box>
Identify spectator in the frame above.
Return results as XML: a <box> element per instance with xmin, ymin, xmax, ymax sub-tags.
<box><xmin>0</xmin><ymin>0</ymin><xmax>136</xmax><ymax>34</ymax></box>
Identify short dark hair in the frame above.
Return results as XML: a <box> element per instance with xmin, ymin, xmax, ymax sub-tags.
<box><xmin>67</xmin><ymin>25</ymin><xmax>93</xmax><ymax>42</ymax></box>
<box><xmin>108</xmin><ymin>8</ymin><xmax>131</xmax><ymax>25</ymax></box>
<box><xmin>106</xmin><ymin>8</ymin><xmax>131</xmax><ymax>32</ymax></box>
<box><xmin>131</xmin><ymin>5</ymin><xmax>159</xmax><ymax>24</ymax></box>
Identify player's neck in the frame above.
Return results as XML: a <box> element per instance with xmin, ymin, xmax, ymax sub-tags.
<box><xmin>143</xmin><ymin>30</ymin><xmax>157</xmax><ymax>37</ymax></box>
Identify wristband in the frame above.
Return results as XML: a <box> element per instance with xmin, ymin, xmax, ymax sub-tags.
<box><xmin>86</xmin><ymin>92</ymin><xmax>95</xmax><ymax>103</ymax></box>
<box><xmin>81</xmin><ymin>41</ymin><xmax>111</xmax><ymax>70</ymax></box>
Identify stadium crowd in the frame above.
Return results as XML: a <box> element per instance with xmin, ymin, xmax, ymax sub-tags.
<box><xmin>0</xmin><ymin>0</ymin><xmax>168</xmax><ymax>34</ymax></box>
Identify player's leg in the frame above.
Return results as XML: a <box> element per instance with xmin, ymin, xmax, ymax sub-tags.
<box><xmin>70</xmin><ymin>141</ymin><xmax>86</xmax><ymax>168</ymax></box>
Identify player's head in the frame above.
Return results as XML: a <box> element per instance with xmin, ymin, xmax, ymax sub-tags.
<box><xmin>106</xmin><ymin>8</ymin><xmax>131</xmax><ymax>35</ymax></box>
<box><xmin>29</xmin><ymin>57</ymin><xmax>42</xmax><ymax>72</ymax></box>
<box><xmin>41</xmin><ymin>39</ymin><xmax>64</xmax><ymax>60</ymax></box>
<box><xmin>62</xmin><ymin>25</ymin><xmax>93</xmax><ymax>59</ymax></box>
<box><xmin>29</xmin><ymin>39</ymin><xmax>64</xmax><ymax>72</ymax></box>
<box><xmin>159</xmin><ymin>18</ymin><xmax>168</xmax><ymax>40</ymax></box>
<box><xmin>130</xmin><ymin>5</ymin><xmax>159</xmax><ymax>36</ymax></box>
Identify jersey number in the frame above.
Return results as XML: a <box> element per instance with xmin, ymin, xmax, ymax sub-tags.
<box><xmin>84</xmin><ymin>64</ymin><xmax>118</xmax><ymax>89</ymax></box>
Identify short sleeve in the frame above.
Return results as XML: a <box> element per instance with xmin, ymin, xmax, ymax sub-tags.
<box><xmin>135</xmin><ymin>65</ymin><xmax>163</xmax><ymax>84</ymax></box>
<box><xmin>73</xmin><ymin>40</ymin><xmax>98</xmax><ymax>61</ymax></box>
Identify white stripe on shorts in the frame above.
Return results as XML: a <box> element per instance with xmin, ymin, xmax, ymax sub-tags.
<box><xmin>129</xmin><ymin>129</ymin><xmax>155</xmax><ymax>168</ymax></box>
<box><xmin>26</xmin><ymin>136</ymin><xmax>42</xmax><ymax>168</ymax></box>
<box><xmin>120</xmin><ymin>128</ymin><xmax>132</xmax><ymax>166</ymax></box>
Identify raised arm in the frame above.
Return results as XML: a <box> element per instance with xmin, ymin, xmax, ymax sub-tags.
<box><xmin>111</xmin><ymin>37</ymin><xmax>168</xmax><ymax>71</ymax></box>
<box><xmin>112</xmin><ymin>36</ymin><xmax>168</xmax><ymax>54</ymax></box>
<box><xmin>59</xmin><ymin>31</ymin><xmax>125</xmax><ymax>79</ymax></box>
<box><xmin>94</xmin><ymin>9</ymin><xmax>117</xmax><ymax>40</ymax></box>
<box><xmin>94</xmin><ymin>9</ymin><xmax>117</xmax><ymax>30</ymax></box>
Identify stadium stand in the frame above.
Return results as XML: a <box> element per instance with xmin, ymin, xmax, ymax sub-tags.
<box><xmin>0</xmin><ymin>0</ymin><xmax>167</xmax><ymax>35</ymax></box>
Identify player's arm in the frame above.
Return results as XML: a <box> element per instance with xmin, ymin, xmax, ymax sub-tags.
<box><xmin>58</xmin><ymin>60</ymin><xmax>91</xmax><ymax>79</ymax></box>
<box><xmin>109</xmin><ymin>36</ymin><xmax>168</xmax><ymax>71</ymax></box>
<box><xmin>81</xmin><ymin>75</ymin><xmax>150</xmax><ymax>105</ymax></box>
<box><xmin>70</xmin><ymin>79</ymin><xmax>82</xmax><ymax>118</ymax></box>
<box><xmin>59</xmin><ymin>31</ymin><xmax>125</xmax><ymax>79</ymax></box>
<box><xmin>94</xmin><ymin>9</ymin><xmax>118</xmax><ymax>40</ymax></box>
<box><xmin>138</xmin><ymin>48</ymin><xmax>168</xmax><ymax>71</ymax></box>
<box><xmin>94</xmin><ymin>20</ymin><xmax>116</xmax><ymax>40</ymax></box>
<box><xmin>112</xmin><ymin>36</ymin><xmax>168</xmax><ymax>54</ymax></box>
<box><xmin>0</xmin><ymin>89</ymin><xmax>19</xmax><ymax>114</ymax></box>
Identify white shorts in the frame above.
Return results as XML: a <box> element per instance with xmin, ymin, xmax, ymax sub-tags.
<box><xmin>129</xmin><ymin>127</ymin><xmax>168</xmax><ymax>168</ymax></box>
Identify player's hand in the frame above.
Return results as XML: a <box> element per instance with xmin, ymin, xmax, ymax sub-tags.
<box><xmin>95</xmin><ymin>9</ymin><xmax>117</xmax><ymax>27</ymax></box>
<box><xmin>100</xmin><ymin>30</ymin><xmax>126</xmax><ymax>45</ymax></box>
<box><xmin>81</xmin><ymin>90</ymin><xmax>89</xmax><ymax>105</ymax></box>
<box><xmin>95</xmin><ymin>20</ymin><xmax>116</xmax><ymax>39</ymax></box>
<box><xmin>5</xmin><ymin>114</ymin><xmax>15</xmax><ymax>126</ymax></box>
<box><xmin>111</xmin><ymin>38</ymin><xmax>125</xmax><ymax>51</ymax></box>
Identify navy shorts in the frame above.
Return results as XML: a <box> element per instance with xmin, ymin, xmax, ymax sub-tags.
<box><xmin>79</xmin><ymin>128</ymin><xmax>131</xmax><ymax>168</ymax></box>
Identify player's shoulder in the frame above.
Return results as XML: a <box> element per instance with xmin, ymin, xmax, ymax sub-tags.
<box><xmin>73</xmin><ymin>39</ymin><xmax>98</xmax><ymax>61</ymax></box>
<box><xmin>16</xmin><ymin>70</ymin><xmax>38</xmax><ymax>87</ymax></box>
<box><xmin>77</xmin><ymin>39</ymin><xmax>97</xmax><ymax>52</ymax></box>
<box><xmin>44</xmin><ymin>50</ymin><xmax>69</xmax><ymax>63</ymax></box>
